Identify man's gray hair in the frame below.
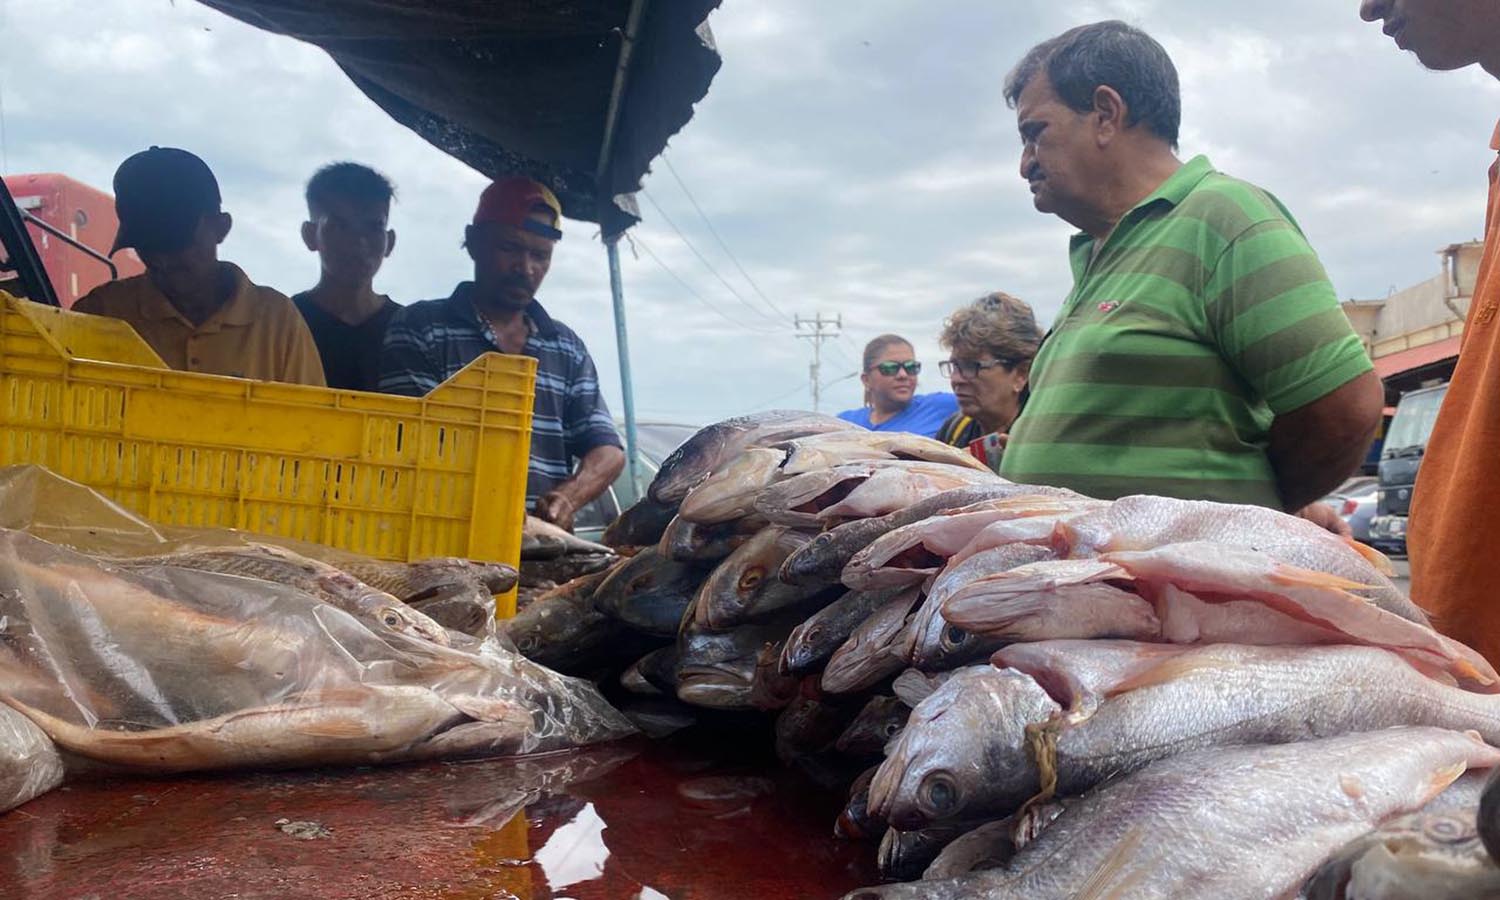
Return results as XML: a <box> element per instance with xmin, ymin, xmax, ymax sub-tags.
<box><xmin>1004</xmin><ymin>20</ymin><xmax>1181</xmax><ymax>148</ymax></box>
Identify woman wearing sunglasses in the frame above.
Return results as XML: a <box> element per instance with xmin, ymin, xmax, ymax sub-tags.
<box><xmin>836</xmin><ymin>334</ymin><xmax>959</xmax><ymax>439</ymax></box>
<box><xmin>935</xmin><ymin>292</ymin><xmax>1043</xmax><ymax>467</ymax></box>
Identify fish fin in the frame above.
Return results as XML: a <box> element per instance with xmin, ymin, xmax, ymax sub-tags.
<box><xmin>1426</xmin><ymin>762</ymin><xmax>1469</xmax><ymax>801</ymax></box>
<box><xmin>1103</xmin><ymin>652</ymin><xmax>1228</xmax><ymax>698</ymax></box>
<box><xmin>1267</xmin><ymin>563</ymin><xmax>1373</xmax><ymax>593</ymax></box>
<box><xmin>1074</xmin><ymin>825</ymin><xmax>1149</xmax><ymax>900</ymax></box>
<box><xmin>1453</xmin><ymin>656</ymin><xmax>1498</xmax><ymax>687</ymax></box>
<box><xmin>891</xmin><ymin>669</ymin><xmax>936</xmax><ymax>707</ymax></box>
<box><xmin>1345</xmin><ymin>539</ymin><xmax>1396</xmax><ymax>576</ymax></box>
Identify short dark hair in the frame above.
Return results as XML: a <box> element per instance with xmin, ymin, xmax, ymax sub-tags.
<box><xmin>1004</xmin><ymin>21</ymin><xmax>1181</xmax><ymax>147</ymax></box>
<box><xmin>305</xmin><ymin>162</ymin><xmax>396</xmax><ymax>216</ymax></box>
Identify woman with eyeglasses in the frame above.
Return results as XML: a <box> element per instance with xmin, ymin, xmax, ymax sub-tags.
<box><xmin>935</xmin><ymin>292</ymin><xmax>1043</xmax><ymax>467</ymax></box>
<box><xmin>836</xmin><ymin>334</ymin><xmax>959</xmax><ymax>439</ymax></box>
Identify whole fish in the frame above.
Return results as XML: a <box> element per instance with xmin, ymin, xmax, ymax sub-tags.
<box><xmin>658</xmin><ymin>513</ymin><xmax>767</xmax><ymax>563</ymax></box>
<box><xmin>868</xmin><ymin>667</ymin><xmax>1058</xmax><ymax>831</ymax></box>
<box><xmin>678</xmin><ymin>448</ymin><xmax>788</xmax><ymax>524</ymax></box>
<box><xmin>821</xmin><ymin>587</ymin><xmax>923</xmax><ymax>695</ymax></box>
<box><xmin>888</xmin><ymin>641</ymin><xmax>1500</xmax><ymax>832</ymax></box>
<box><xmin>749</xmin><ymin>640</ymin><xmax>801</xmax><ymax>711</ymax></box>
<box><xmin>835</xmin><ymin>695</ymin><xmax>910</xmax><ymax>756</ymax></box>
<box><xmin>113</xmin><ymin>544</ymin><xmax>450</xmax><ymax>647</ymax></box>
<box><xmin>774</xmin><ymin>431</ymin><xmax>991</xmax><ymax>475</ymax></box>
<box><xmin>695</xmin><ymin>526</ymin><xmax>824</xmax><ymax>630</ymax></box>
<box><xmin>602</xmin><ymin>496</ymin><xmax>680</xmax><ymax>550</ymax></box>
<box><xmin>905</xmin><ymin>544</ymin><xmax>1058</xmax><ymax>672</ymax></box>
<box><xmin>878</xmin><ymin>821</ymin><xmax>990</xmax><ymax>882</ymax></box>
<box><xmin>648</xmin><ymin>410</ymin><xmax>854</xmax><ymax>504</ymax></box>
<box><xmin>836</xmin><ymin>764</ymin><xmax>888</xmax><ymax>842</ymax></box>
<box><xmin>675</xmin><ymin>598</ymin><xmax>805</xmax><ymax>710</ymax></box>
<box><xmin>521</xmin><ymin>514</ymin><xmax>614</xmax><ymax>559</ymax></box>
<box><xmin>591</xmin><ymin>547</ymin><xmax>704</xmax><ymax>637</ymax></box>
<box><xmin>780</xmin><ymin>587</ymin><xmax>909</xmax><ymax>677</ymax></box>
<box><xmin>944</xmin><ymin>543</ymin><xmax>1496</xmax><ymax>690</ymax></box>
<box><xmin>756</xmin><ymin>461</ymin><xmax>1001</xmax><ymax>529</ymax></box>
<box><xmin>779</xmin><ymin>484</ymin><xmax>1074</xmax><ymax>587</ymax></box>
<box><xmin>943</xmin><ymin>494</ymin><xmax>1421</xmax><ymax>623</ymax></box>
<box><xmin>774</xmin><ymin>689</ymin><xmax>862</xmax><ymax>765</ymax></box>
<box><xmin>843</xmin><ymin>729</ymin><xmax>1500</xmax><ymax>900</ymax></box>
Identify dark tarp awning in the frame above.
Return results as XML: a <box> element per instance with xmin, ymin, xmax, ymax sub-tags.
<box><xmin>198</xmin><ymin>0</ymin><xmax>721</xmax><ymax>236</ymax></box>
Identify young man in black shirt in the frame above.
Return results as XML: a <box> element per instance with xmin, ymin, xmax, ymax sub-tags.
<box><xmin>293</xmin><ymin>163</ymin><xmax>399</xmax><ymax>391</ymax></box>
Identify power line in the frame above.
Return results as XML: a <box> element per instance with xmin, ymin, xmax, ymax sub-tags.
<box><xmin>661</xmin><ymin>154</ymin><xmax>791</xmax><ymax>321</ymax></box>
<box><xmin>640</xmin><ymin>188</ymin><xmax>788</xmax><ymax>328</ymax></box>
<box><xmin>744</xmin><ymin>369</ymin><xmax>858</xmax><ymax>414</ymax></box>
<box><xmin>630</xmin><ymin>234</ymin><xmax>783</xmax><ymax>335</ymax></box>
<box><xmin>796</xmin><ymin>312</ymin><xmax>843</xmax><ymax>412</ymax></box>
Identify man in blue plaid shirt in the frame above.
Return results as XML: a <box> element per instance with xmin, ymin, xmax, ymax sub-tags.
<box><xmin>378</xmin><ymin>178</ymin><xmax>624</xmax><ymax>532</ymax></box>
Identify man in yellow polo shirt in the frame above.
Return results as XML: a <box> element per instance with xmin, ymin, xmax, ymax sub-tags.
<box><xmin>74</xmin><ymin>147</ymin><xmax>325</xmax><ymax>386</ymax></box>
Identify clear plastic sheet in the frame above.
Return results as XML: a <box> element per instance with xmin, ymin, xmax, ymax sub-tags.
<box><xmin>0</xmin><ymin>467</ymin><xmax>635</xmax><ymax>773</ymax></box>
<box><xmin>0</xmin><ymin>703</ymin><xmax>63</xmax><ymax>813</ymax></box>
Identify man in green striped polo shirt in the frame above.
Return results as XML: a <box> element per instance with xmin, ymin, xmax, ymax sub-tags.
<box><xmin>997</xmin><ymin>21</ymin><xmax>1383</xmax><ymax>517</ymax></box>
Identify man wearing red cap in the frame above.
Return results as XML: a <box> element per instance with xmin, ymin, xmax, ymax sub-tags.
<box><xmin>379</xmin><ymin>177</ymin><xmax>624</xmax><ymax>531</ymax></box>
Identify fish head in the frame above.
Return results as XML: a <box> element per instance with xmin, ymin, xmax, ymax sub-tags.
<box><xmin>370</xmin><ymin>600</ymin><xmax>452</xmax><ymax>646</ymax></box>
<box><xmin>869</xmin><ymin>667</ymin><xmax>1056</xmax><ymax>830</ymax></box>
<box><xmin>780</xmin><ymin>529</ymin><xmax>842</xmax><ymax>584</ymax></box>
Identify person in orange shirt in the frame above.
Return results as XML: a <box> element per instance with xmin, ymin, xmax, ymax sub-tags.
<box><xmin>1360</xmin><ymin>0</ymin><xmax>1500</xmax><ymax>663</ymax></box>
<box><xmin>75</xmin><ymin>147</ymin><xmax>325</xmax><ymax>386</ymax></box>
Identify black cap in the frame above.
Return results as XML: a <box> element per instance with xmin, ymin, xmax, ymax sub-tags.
<box><xmin>110</xmin><ymin>147</ymin><xmax>222</xmax><ymax>255</ymax></box>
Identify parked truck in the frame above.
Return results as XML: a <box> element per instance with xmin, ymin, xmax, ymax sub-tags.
<box><xmin>1368</xmin><ymin>382</ymin><xmax>1449</xmax><ymax>556</ymax></box>
<box><xmin>2</xmin><ymin>173</ymin><xmax>141</xmax><ymax>308</ymax></box>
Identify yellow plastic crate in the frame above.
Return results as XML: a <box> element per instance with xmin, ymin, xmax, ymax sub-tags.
<box><xmin>0</xmin><ymin>292</ymin><xmax>536</xmax><ymax>617</ymax></box>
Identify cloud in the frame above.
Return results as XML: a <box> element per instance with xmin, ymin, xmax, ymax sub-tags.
<box><xmin>6</xmin><ymin>0</ymin><xmax>1495</xmax><ymax>422</ymax></box>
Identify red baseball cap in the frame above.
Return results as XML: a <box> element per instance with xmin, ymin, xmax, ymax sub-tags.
<box><xmin>473</xmin><ymin>177</ymin><xmax>563</xmax><ymax>240</ymax></box>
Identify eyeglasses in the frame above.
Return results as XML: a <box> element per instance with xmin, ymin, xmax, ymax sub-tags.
<box><xmin>871</xmin><ymin>360</ymin><xmax>921</xmax><ymax>376</ymax></box>
<box><xmin>939</xmin><ymin>358</ymin><xmax>1016</xmax><ymax>379</ymax></box>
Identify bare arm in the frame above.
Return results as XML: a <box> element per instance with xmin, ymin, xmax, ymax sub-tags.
<box><xmin>533</xmin><ymin>444</ymin><xmax>627</xmax><ymax>531</ymax></box>
<box><xmin>1267</xmin><ymin>370</ymin><xmax>1384</xmax><ymax>512</ymax></box>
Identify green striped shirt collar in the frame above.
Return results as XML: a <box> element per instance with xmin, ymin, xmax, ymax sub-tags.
<box><xmin>1068</xmin><ymin>155</ymin><xmax>1217</xmax><ymax>267</ymax></box>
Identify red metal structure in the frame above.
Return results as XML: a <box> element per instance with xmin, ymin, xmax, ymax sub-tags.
<box><xmin>3</xmin><ymin>173</ymin><xmax>142</xmax><ymax>308</ymax></box>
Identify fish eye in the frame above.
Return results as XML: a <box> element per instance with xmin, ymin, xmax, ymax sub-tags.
<box><xmin>920</xmin><ymin>772</ymin><xmax>959</xmax><ymax>816</ymax></box>
<box><xmin>883</xmin><ymin>722</ymin><xmax>901</xmax><ymax>737</ymax></box>
<box><xmin>941</xmin><ymin>624</ymin><xmax>968</xmax><ymax>648</ymax></box>
<box><xmin>382</xmin><ymin>611</ymin><xmax>402</xmax><ymax>627</ymax></box>
<box><xmin>738</xmin><ymin>566</ymin><xmax>764</xmax><ymax>593</ymax></box>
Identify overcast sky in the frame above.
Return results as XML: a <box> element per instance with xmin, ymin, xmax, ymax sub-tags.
<box><xmin>6</xmin><ymin>1</ymin><xmax>1498</xmax><ymax>424</ymax></box>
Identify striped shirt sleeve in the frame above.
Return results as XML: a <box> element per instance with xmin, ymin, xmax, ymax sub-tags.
<box><xmin>1203</xmin><ymin>218</ymin><xmax>1373</xmax><ymax>415</ymax></box>
<box><xmin>377</xmin><ymin>308</ymin><xmax>443</xmax><ymax>397</ymax></box>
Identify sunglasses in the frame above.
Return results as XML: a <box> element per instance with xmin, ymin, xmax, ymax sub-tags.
<box><xmin>939</xmin><ymin>358</ymin><xmax>1016</xmax><ymax>379</ymax></box>
<box><xmin>871</xmin><ymin>360</ymin><xmax>921</xmax><ymax>376</ymax></box>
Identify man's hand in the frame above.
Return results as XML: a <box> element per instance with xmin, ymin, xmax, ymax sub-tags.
<box><xmin>1295</xmin><ymin>502</ymin><xmax>1352</xmax><ymax>538</ymax></box>
<box><xmin>533</xmin><ymin>491</ymin><xmax>578</xmax><ymax>532</ymax></box>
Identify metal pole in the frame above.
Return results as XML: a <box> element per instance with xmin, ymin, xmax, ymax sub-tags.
<box><xmin>606</xmin><ymin>236</ymin><xmax>642</xmax><ymax>496</ymax></box>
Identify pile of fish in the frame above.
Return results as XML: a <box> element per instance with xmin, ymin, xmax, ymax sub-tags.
<box><xmin>506</xmin><ymin>410</ymin><xmax>1500</xmax><ymax>899</ymax></box>
<box><xmin>0</xmin><ymin>526</ymin><xmax>634</xmax><ymax>811</ymax></box>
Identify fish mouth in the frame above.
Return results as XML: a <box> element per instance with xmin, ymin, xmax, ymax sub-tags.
<box><xmin>676</xmin><ymin>666</ymin><xmax>753</xmax><ymax>707</ymax></box>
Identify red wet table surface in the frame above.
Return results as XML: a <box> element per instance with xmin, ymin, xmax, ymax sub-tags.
<box><xmin>0</xmin><ymin>734</ymin><xmax>880</xmax><ymax>899</ymax></box>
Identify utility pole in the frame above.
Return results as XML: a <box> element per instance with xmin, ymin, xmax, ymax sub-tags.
<box><xmin>795</xmin><ymin>312</ymin><xmax>842</xmax><ymax>411</ymax></box>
